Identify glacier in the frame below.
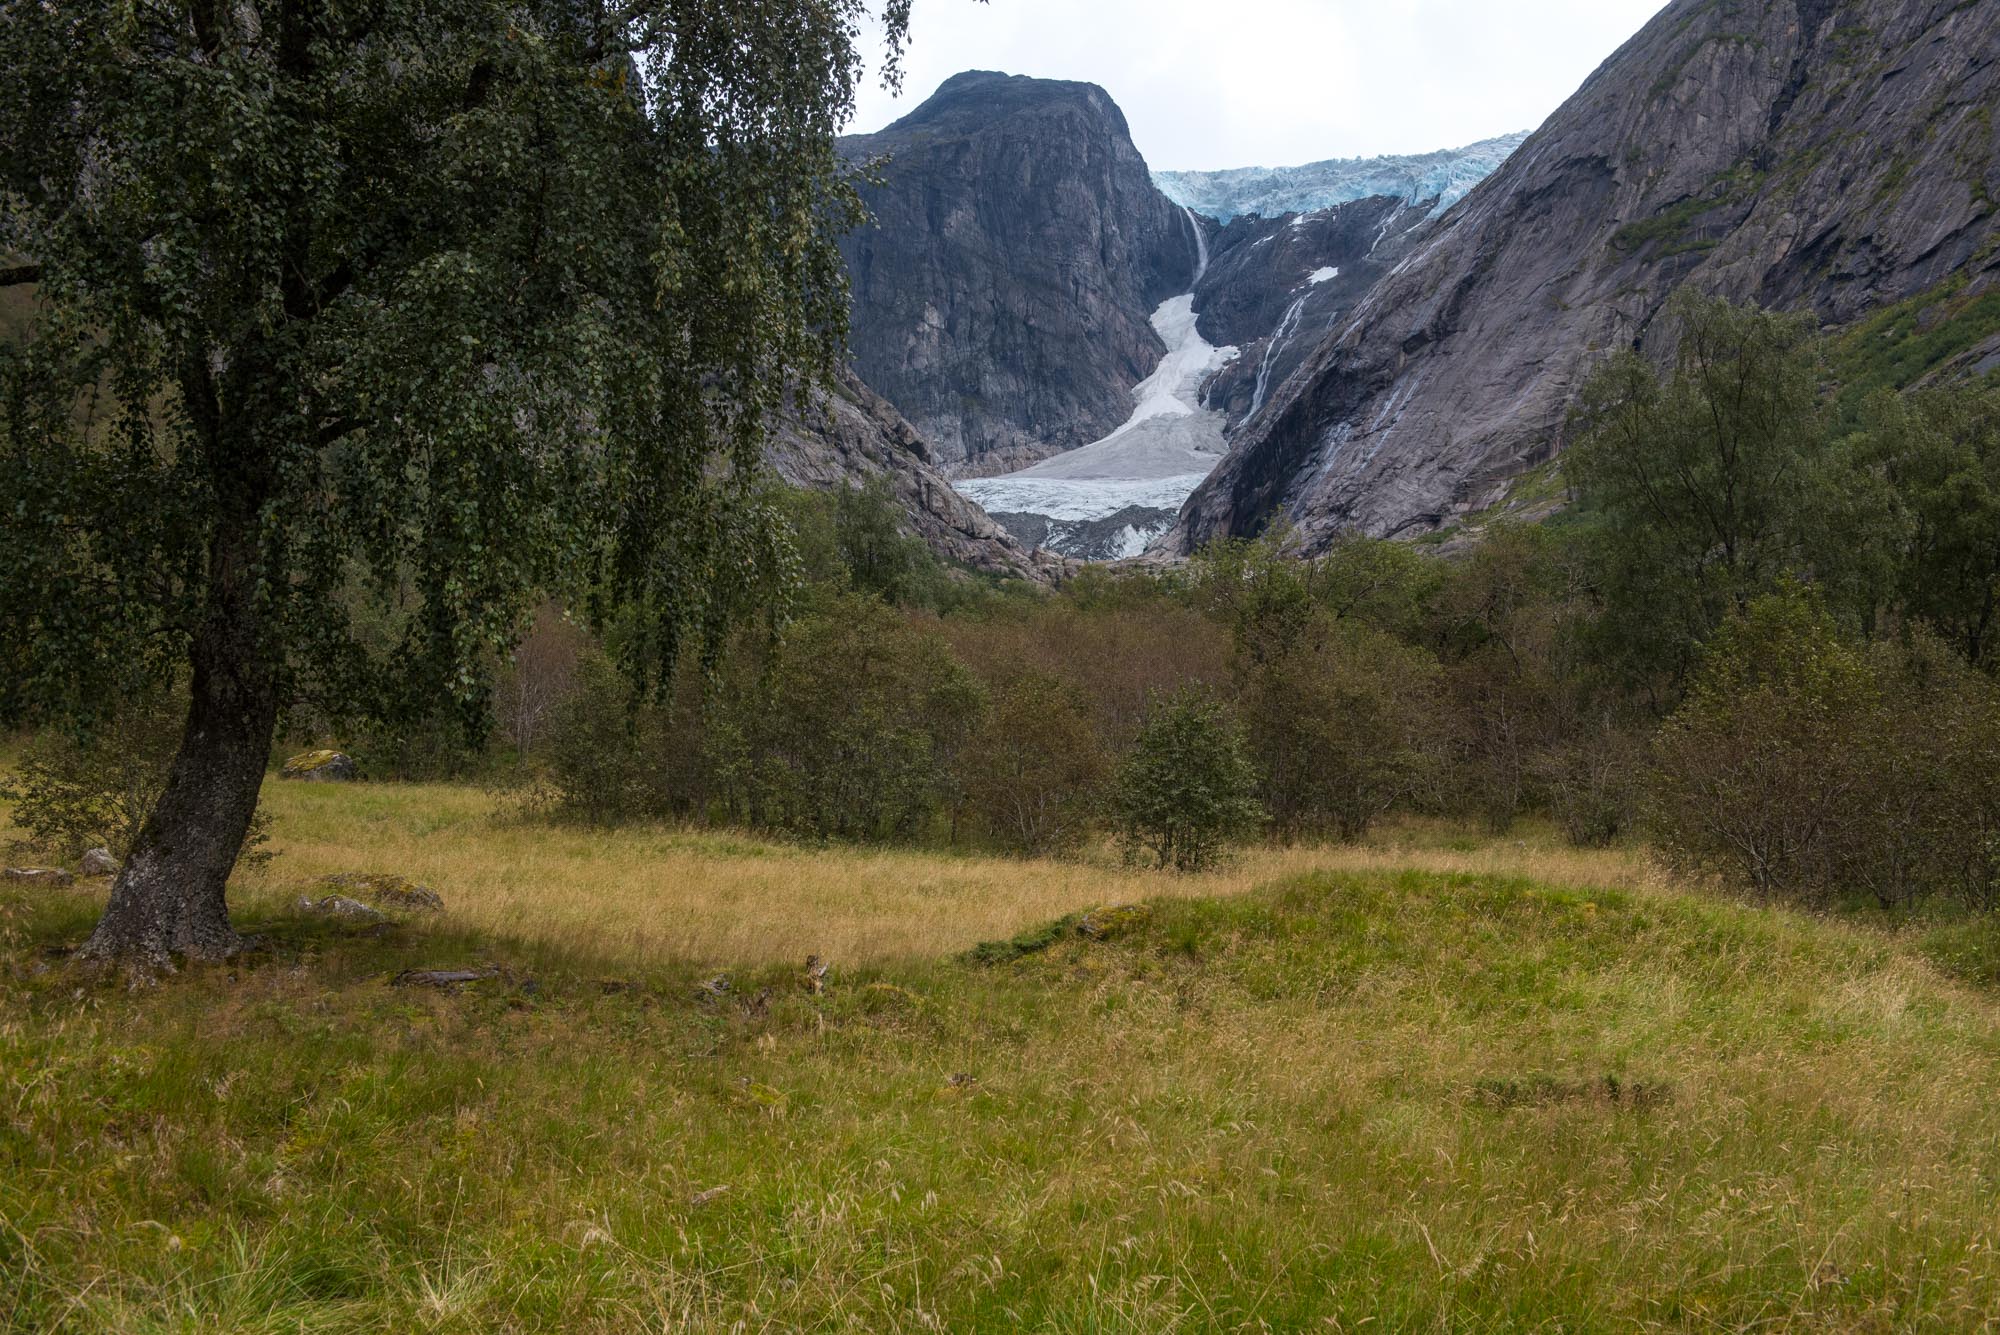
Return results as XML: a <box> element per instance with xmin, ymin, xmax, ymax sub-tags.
<box><xmin>1154</xmin><ymin>132</ymin><xmax>1529</xmax><ymax>223</ymax></box>
<box><xmin>957</xmin><ymin>294</ymin><xmax>1238</xmax><ymax>559</ymax></box>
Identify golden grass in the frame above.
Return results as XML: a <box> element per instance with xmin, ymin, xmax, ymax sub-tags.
<box><xmin>235</xmin><ymin>779</ymin><xmax>1659</xmax><ymax>968</ymax></box>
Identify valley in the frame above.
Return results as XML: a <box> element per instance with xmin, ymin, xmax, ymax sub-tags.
<box><xmin>811</xmin><ymin>1</ymin><xmax>1999</xmax><ymax>563</ymax></box>
<box><xmin>6</xmin><ymin>0</ymin><xmax>2000</xmax><ymax>1328</ymax></box>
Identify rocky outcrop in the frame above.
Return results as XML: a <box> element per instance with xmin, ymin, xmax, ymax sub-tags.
<box><xmin>838</xmin><ymin>71</ymin><xmax>1200</xmax><ymax>474</ymax></box>
<box><xmin>986</xmin><ymin>504</ymin><xmax>1175</xmax><ymax>562</ymax></box>
<box><xmin>1173</xmin><ymin>0</ymin><xmax>2000</xmax><ymax>552</ymax></box>
<box><xmin>315</xmin><ymin>872</ymin><xmax>445</xmax><ymax>913</ymax></box>
<box><xmin>766</xmin><ymin>369</ymin><xmax>1065</xmax><ymax>582</ymax></box>
<box><xmin>3</xmin><ymin>867</ymin><xmax>73</xmax><ymax>888</ymax></box>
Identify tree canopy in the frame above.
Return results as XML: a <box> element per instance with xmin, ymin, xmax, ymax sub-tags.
<box><xmin>0</xmin><ymin>0</ymin><xmax>912</xmax><ymax>962</ymax></box>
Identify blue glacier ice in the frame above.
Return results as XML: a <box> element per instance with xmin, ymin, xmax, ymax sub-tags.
<box><xmin>1154</xmin><ymin>132</ymin><xmax>1529</xmax><ymax>223</ymax></box>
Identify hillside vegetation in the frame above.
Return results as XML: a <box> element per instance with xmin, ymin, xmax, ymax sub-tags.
<box><xmin>7</xmin><ymin>778</ymin><xmax>2000</xmax><ymax>1331</ymax></box>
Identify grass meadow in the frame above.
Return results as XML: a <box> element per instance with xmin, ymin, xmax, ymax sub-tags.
<box><xmin>7</xmin><ymin>778</ymin><xmax>2000</xmax><ymax>1330</ymax></box>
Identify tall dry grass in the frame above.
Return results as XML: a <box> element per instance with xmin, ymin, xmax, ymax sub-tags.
<box><xmin>242</xmin><ymin>780</ymin><xmax>1657</xmax><ymax>967</ymax></box>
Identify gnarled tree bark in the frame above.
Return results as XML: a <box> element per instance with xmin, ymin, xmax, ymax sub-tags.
<box><xmin>77</xmin><ymin>528</ymin><xmax>277</xmax><ymax>967</ymax></box>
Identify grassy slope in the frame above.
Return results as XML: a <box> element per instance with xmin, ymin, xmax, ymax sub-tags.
<box><xmin>5</xmin><ymin>784</ymin><xmax>2000</xmax><ymax>1331</ymax></box>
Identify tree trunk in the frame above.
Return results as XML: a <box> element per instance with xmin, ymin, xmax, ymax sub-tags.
<box><xmin>78</xmin><ymin>532</ymin><xmax>278</xmax><ymax>967</ymax></box>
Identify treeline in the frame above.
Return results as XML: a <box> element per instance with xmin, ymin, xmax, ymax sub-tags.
<box><xmin>504</xmin><ymin>295</ymin><xmax>2000</xmax><ymax>906</ymax></box>
<box><xmin>12</xmin><ymin>299</ymin><xmax>1996</xmax><ymax>906</ymax></box>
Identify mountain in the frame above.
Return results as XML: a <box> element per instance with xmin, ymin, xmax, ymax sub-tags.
<box><xmin>1155</xmin><ymin>133</ymin><xmax>1531</xmax><ymax>224</ymax></box>
<box><xmin>1172</xmin><ymin>0</ymin><xmax>2000</xmax><ymax>552</ymax></box>
<box><xmin>837</xmin><ymin>72</ymin><xmax>1201</xmax><ymax>477</ymax></box>
<box><xmin>833</xmin><ymin>72</ymin><xmax>1528</xmax><ymax>560</ymax></box>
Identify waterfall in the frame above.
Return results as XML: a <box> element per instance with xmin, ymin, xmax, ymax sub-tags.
<box><xmin>1181</xmin><ymin>206</ymin><xmax>1209</xmax><ymax>288</ymax></box>
<box><xmin>1247</xmin><ymin>295</ymin><xmax>1308</xmax><ymax>423</ymax></box>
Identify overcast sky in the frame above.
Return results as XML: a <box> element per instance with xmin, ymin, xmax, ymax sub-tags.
<box><xmin>851</xmin><ymin>0</ymin><xmax>1671</xmax><ymax>170</ymax></box>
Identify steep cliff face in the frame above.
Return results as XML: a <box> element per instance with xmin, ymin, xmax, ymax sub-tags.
<box><xmin>1173</xmin><ymin>0</ymin><xmax>2000</xmax><ymax>551</ymax></box>
<box><xmin>1191</xmin><ymin>196</ymin><xmax>1434</xmax><ymax>429</ymax></box>
<box><xmin>766</xmin><ymin>370</ymin><xmax>1063</xmax><ymax>583</ymax></box>
<box><xmin>838</xmin><ymin>72</ymin><xmax>1200</xmax><ymax>475</ymax></box>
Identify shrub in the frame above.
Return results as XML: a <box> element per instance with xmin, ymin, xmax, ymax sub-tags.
<box><xmin>532</xmin><ymin>653</ymin><xmax>710</xmax><ymax>826</ymax></box>
<box><xmin>958</xmin><ymin>672</ymin><xmax>1110</xmax><ymax>856</ymax></box>
<box><xmin>1537</xmin><ymin>728</ymin><xmax>1645</xmax><ymax>849</ymax></box>
<box><xmin>1239</xmin><ymin>622</ymin><xmax>1439</xmax><ymax>842</ymax></box>
<box><xmin>3</xmin><ymin>687</ymin><xmax>273</xmax><ymax>866</ymax></box>
<box><xmin>1648</xmin><ymin>589</ymin><xmax>1880</xmax><ymax>903</ymax></box>
<box><xmin>1115</xmin><ymin>688</ymin><xmax>1263</xmax><ymax>872</ymax></box>
<box><xmin>533</xmin><ymin>654</ymin><xmax>656</xmax><ymax>825</ymax></box>
<box><xmin>712</xmin><ymin>594</ymin><xmax>984</xmax><ymax>841</ymax></box>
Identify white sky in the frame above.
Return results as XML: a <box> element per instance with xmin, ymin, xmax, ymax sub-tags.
<box><xmin>851</xmin><ymin>0</ymin><xmax>1671</xmax><ymax>170</ymax></box>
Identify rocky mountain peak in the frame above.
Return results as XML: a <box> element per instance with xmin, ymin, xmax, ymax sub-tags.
<box><xmin>838</xmin><ymin>72</ymin><xmax>1199</xmax><ymax>476</ymax></box>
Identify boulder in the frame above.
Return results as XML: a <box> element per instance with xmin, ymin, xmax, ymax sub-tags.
<box><xmin>315</xmin><ymin>872</ymin><xmax>443</xmax><ymax>912</ymax></box>
<box><xmin>297</xmin><ymin>894</ymin><xmax>386</xmax><ymax>923</ymax></box>
<box><xmin>3</xmin><ymin>867</ymin><xmax>74</xmax><ymax>888</ymax></box>
<box><xmin>80</xmin><ymin>848</ymin><xmax>119</xmax><ymax>878</ymax></box>
<box><xmin>281</xmin><ymin>750</ymin><xmax>357</xmax><ymax>782</ymax></box>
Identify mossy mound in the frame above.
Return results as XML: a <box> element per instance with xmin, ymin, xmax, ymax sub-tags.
<box><xmin>1077</xmin><ymin>903</ymin><xmax>1151</xmax><ymax>941</ymax></box>
<box><xmin>965</xmin><ymin>902</ymin><xmax>1154</xmax><ymax>964</ymax></box>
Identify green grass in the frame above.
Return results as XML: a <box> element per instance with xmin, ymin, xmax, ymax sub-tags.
<box><xmin>8</xmin><ymin>795</ymin><xmax>2000</xmax><ymax>1330</ymax></box>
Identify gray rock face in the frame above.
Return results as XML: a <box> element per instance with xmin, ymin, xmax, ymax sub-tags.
<box><xmin>80</xmin><ymin>849</ymin><xmax>119</xmax><ymax>878</ymax></box>
<box><xmin>1191</xmin><ymin>197</ymin><xmax>1435</xmax><ymax>430</ymax></box>
<box><xmin>1173</xmin><ymin>0</ymin><xmax>2000</xmax><ymax>552</ymax></box>
<box><xmin>839</xmin><ymin>71</ymin><xmax>1200</xmax><ymax>474</ymax></box>
<box><xmin>766</xmin><ymin>369</ymin><xmax>1065</xmax><ymax>582</ymax></box>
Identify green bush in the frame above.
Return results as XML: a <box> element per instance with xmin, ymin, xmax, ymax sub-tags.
<box><xmin>958</xmin><ymin>672</ymin><xmax>1110</xmax><ymax>856</ymax></box>
<box><xmin>532</xmin><ymin>653</ymin><xmax>709</xmax><ymax>826</ymax></box>
<box><xmin>1115</xmin><ymin>688</ymin><xmax>1263</xmax><ymax>872</ymax></box>
<box><xmin>1650</xmin><ymin>590</ymin><xmax>2000</xmax><ymax>909</ymax></box>
<box><xmin>1239</xmin><ymin>622</ymin><xmax>1439</xmax><ymax>843</ymax></box>
<box><xmin>1541</xmin><ymin>738</ymin><xmax>1642</xmax><ymax>848</ymax></box>
<box><xmin>712</xmin><ymin>594</ymin><xmax>984</xmax><ymax>841</ymax></box>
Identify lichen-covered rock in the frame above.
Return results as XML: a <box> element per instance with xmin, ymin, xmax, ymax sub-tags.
<box><xmin>80</xmin><ymin>848</ymin><xmax>119</xmax><ymax>878</ymax></box>
<box><xmin>315</xmin><ymin>872</ymin><xmax>443</xmax><ymax>912</ymax></box>
<box><xmin>1078</xmin><ymin>903</ymin><xmax>1151</xmax><ymax>941</ymax></box>
<box><xmin>281</xmin><ymin>750</ymin><xmax>357</xmax><ymax>782</ymax></box>
<box><xmin>3</xmin><ymin>867</ymin><xmax>74</xmax><ymax>888</ymax></box>
<box><xmin>297</xmin><ymin>894</ymin><xmax>385</xmax><ymax>923</ymax></box>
